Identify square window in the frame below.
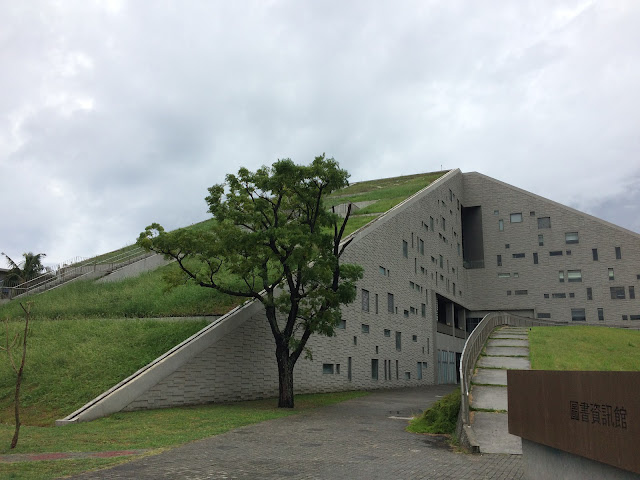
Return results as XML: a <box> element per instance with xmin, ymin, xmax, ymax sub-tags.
<box><xmin>505</xmin><ymin>243</ymin><xmax>510</xmax><ymax>249</ymax></box>
<box><xmin>565</xmin><ymin>232</ymin><xmax>579</xmax><ymax>244</ymax></box>
<box><xmin>403</xmin><ymin>310</ymin><xmax>409</xmax><ymax>318</ymax></box>
<box><xmin>538</xmin><ymin>217</ymin><xmax>551</xmax><ymax>229</ymax></box>
<box><xmin>507</xmin><ymin>290</ymin><xmax>512</xmax><ymax>295</ymax></box>
<box><xmin>571</xmin><ymin>308</ymin><xmax>586</xmax><ymax>322</ymax></box>
<box><xmin>566</xmin><ymin>250</ymin><xmax>572</xmax><ymax>255</ymax></box>
<box><xmin>610</xmin><ymin>286</ymin><xmax>625</xmax><ymax>299</ymax></box>
<box><xmin>361</xmin><ymin>324</ymin><xmax>369</xmax><ymax>333</ymax></box>
<box><xmin>404</xmin><ymin>372</ymin><xmax>411</xmax><ymax>380</ymax></box>
<box><xmin>530</xmin><ymin>211</ymin><xmax>535</xmax><ymax>216</ymax></box>
<box><xmin>379</xmin><ymin>266</ymin><xmax>386</xmax><ymax>275</ymax></box>
<box><xmin>494</xmin><ymin>209</ymin><xmax>499</xmax><ymax>215</ymax></box>
<box><xmin>510</xmin><ymin>213</ymin><xmax>523</xmax><ymax>223</ymax></box>
<box><xmin>623</xmin><ymin>315</ymin><xmax>628</xmax><ymax>321</ymax></box>
<box><xmin>514</xmin><ymin>273</ymin><xmax>519</xmax><ymax>278</ymax></box>
<box><xmin>412</xmin><ymin>335</ymin><xmax>417</xmax><ymax>342</ymax></box>
<box><xmin>384</xmin><ymin>329</ymin><xmax>391</xmax><ymax>337</ymax></box>
<box><xmin>544</xmin><ymin>293</ymin><xmax>550</xmax><ymax>298</ymax></box>
<box><xmin>569</xmin><ymin>292</ymin><xmax>575</xmax><ymax>298</ymax></box>
<box><xmin>323</xmin><ymin>364</ymin><xmax>334</xmax><ymax>374</ymax></box>
<box><xmin>338</xmin><ymin>320</ymin><xmax>346</xmax><ymax>329</ymax></box>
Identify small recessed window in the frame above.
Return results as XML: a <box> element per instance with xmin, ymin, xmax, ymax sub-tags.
<box><xmin>499</xmin><ymin>219</ymin><xmax>504</xmax><ymax>231</ymax></box>
<box><xmin>592</xmin><ymin>249</ymin><xmax>598</xmax><ymax>261</ymax></box>
<box><xmin>565</xmin><ymin>232</ymin><xmax>579</xmax><ymax>244</ymax></box>
<box><xmin>512</xmin><ymin>253</ymin><xmax>525</xmax><ymax>259</ymax></box>
<box><xmin>323</xmin><ymin>364</ymin><xmax>334</xmax><ymax>374</ymax></box>
<box><xmin>494</xmin><ymin>209</ymin><xmax>499</xmax><ymax>215</ymax></box>
<box><xmin>567</xmin><ymin>270</ymin><xmax>582</xmax><ymax>283</ymax></box>
<box><xmin>608</xmin><ymin>268</ymin><xmax>614</xmax><ymax>281</ymax></box>
<box><xmin>371</xmin><ymin>359</ymin><xmax>379</xmax><ymax>380</ymax></box>
<box><xmin>379</xmin><ymin>266</ymin><xmax>387</xmax><ymax>275</ymax></box>
<box><xmin>497</xmin><ymin>255</ymin><xmax>502</xmax><ymax>266</ymax></box>
<box><xmin>615</xmin><ymin>247</ymin><xmax>622</xmax><ymax>259</ymax></box>
<box><xmin>353</xmin><ymin>336</ymin><xmax>357</xmax><ymax>345</ymax></box>
<box><xmin>597</xmin><ymin>308</ymin><xmax>604</xmax><ymax>321</ymax></box>
<box><xmin>538</xmin><ymin>217</ymin><xmax>551</xmax><ymax>229</ymax></box>
<box><xmin>550</xmin><ymin>251</ymin><xmax>563</xmax><ymax>256</ymax></box>
<box><xmin>587</xmin><ymin>287</ymin><xmax>593</xmax><ymax>300</ymax></box>
<box><xmin>571</xmin><ymin>308</ymin><xmax>586</xmax><ymax>322</ymax></box>
<box><xmin>361</xmin><ymin>289</ymin><xmax>370</xmax><ymax>312</ymax></box>
<box><xmin>395</xmin><ymin>331</ymin><xmax>401</xmax><ymax>351</ymax></box>
<box><xmin>404</xmin><ymin>372</ymin><xmax>411</xmax><ymax>380</ymax></box>
<box><xmin>421</xmin><ymin>303</ymin><xmax>426</xmax><ymax>317</ymax></box>
<box><xmin>505</xmin><ymin>244</ymin><xmax>510</xmax><ymax>249</ymax></box>
<box><xmin>384</xmin><ymin>329</ymin><xmax>391</xmax><ymax>337</ymax></box>
<box><xmin>515</xmin><ymin>290</ymin><xmax>528</xmax><ymax>295</ymax></box>
<box><xmin>538</xmin><ymin>234</ymin><xmax>544</xmax><ymax>246</ymax></box>
<box><xmin>630</xmin><ymin>286</ymin><xmax>636</xmax><ymax>299</ymax></box>
<box><xmin>552</xmin><ymin>293</ymin><xmax>566</xmax><ymax>299</ymax></box>
<box><xmin>513</xmin><ymin>273</ymin><xmax>519</xmax><ymax>278</ymax></box>
<box><xmin>533</xmin><ymin>253</ymin><xmax>538</xmax><ymax>265</ymax></box>
<box><xmin>402</xmin><ymin>240</ymin><xmax>408</xmax><ymax>258</ymax></box>
<box><xmin>623</xmin><ymin>315</ymin><xmax>628</xmax><ymax>321</ymax></box>
<box><xmin>610</xmin><ymin>286</ymin><xmax>625</xmax><ymax>299</ymax></box>
<box><xmin>544</xmin><ymin>293</ymin><xmax>550</xmax><ymax>298</ymax></box>
<box><xmin>559</xmin><ymin>271</ymin><xmax>564</xmax><ymax>283</ymax></box>
<box><xmin>510</xmin><ymin>213</ymin><xmax>523</xmax><ymax>223</ymax></box>
<box><xmin>569</xmin><ymin>292</ymin><xmax>575</xmax><ymax>298</ymax></box>
<box><xmin>507</xmin><ymin>290</ymin><xmax>512</xmax><ymax>296</ymax></box>
<box><xmin>388</xmin><ymin>293</ymin><xmax>394</xmax><ymax>313</ymax></box>
<box><xmin>537</xmin><ymin>313</ymin><xmax>551</xmax><ymax>319</ymax></box>
<box><xmin>403</xmin><ymin>310</ymin><xmax>409</xmax><ymax>318</ymax></box>
<box><xmin>530</xmin><ymin>211</ymin><xmax>535</xmax><ymax>216</ymax></box>
<box><xmin>361</xmin><ymin>324</ymin><xmax>369</xmax><ymax>333</ymax></box>
<box><xmin>338</xmin><ymin>320</ymin><xmax>346</xmax><ymax>329</ymax></box>
<box><xmin>498</xmin><ymin>273</ymin><xmax>511</xmax><ymax>278</ymax></box>
<box><xmin>412</xmin><ymin>335</ymin><xmax>418</xmax><ymax>342</ymax></box>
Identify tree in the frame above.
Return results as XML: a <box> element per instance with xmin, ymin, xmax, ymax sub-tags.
<box><xmin>1</xmin><ymin>302</ymin><xmax>31</xmax><ymax>449</ymax></box>
<box><xmin>138</xmin><ymin>155</ymin><xmax>362</xmax><ymax>408</ymax></box>
<box><xmin>1</xmin><ymin>252</ymin><xmax>47</xmax><ymax>285</ymax></box>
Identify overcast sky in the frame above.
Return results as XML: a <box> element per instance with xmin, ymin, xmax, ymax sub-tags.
<box><xmin>1</xmin><ymin>0</ymin><xmax>639</xmax><ymax>268</ymax></box>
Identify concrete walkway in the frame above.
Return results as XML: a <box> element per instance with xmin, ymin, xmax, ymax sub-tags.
<box><xmin>470</xmin><ymin>326</ymin><xmax>531</xmax><ymax>455</ymax></box>
<box><xmin>68</xmin><ymin>386</ymin><xmax>524</xmax><ymax>479</ymax></box>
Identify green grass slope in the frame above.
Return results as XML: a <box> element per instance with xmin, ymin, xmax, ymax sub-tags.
<box><xmin>0</xmin><ymin>318</ymin><xmax>209</xmax><ymax>425</ymax></box>
<box><xmin>529</xmin><ymin>326</ymin><xmax>640</xmax><ymax>370</ymax></box>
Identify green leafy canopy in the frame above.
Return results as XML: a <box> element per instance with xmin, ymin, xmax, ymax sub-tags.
<box><xmin>137</xmin><ymin>155</ymin><xmax>363</xmax><ymax>348</ymax></box>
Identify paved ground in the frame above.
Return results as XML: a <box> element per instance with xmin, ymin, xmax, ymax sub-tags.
<box><xmin>70</xmin><ymin>385</ymin><xmax>523</xmax><ymax>479</ymax></box>
<box><xmin>470</xmin><ymin>326</ymin><xmax>531</xmax><ymax>455</ymax></box>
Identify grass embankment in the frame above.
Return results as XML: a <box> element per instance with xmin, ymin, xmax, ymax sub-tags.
<box><xmin>0</xmin><ymin>263</ymin><xmax>244</xmax><ymax>321</ymax></box>
<box><xmin>0</xmin><ymin>391</ymin><xmax>368</xmax><ymax>480</ymax></box>
<box><xmin>0</xmin><ymin>318</ymin><xmax>209</xmax><ymax>425</ymax></box>
<box><xmin>327</xmin><ymin>171</ymin><xmax>446</xmax><ymax>236</ymax></box>
<box><xmin>407</xmin><ymin>389</ymin><xmax>460</xmax><ymax>435</ymax></box>
<box><xmin>529</xmin><ymin>326</ymin><xmax>640</xmax><ymax>370</ymax></box>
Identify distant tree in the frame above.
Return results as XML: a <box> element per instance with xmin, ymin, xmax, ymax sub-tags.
<box><xmin>138</xmin><ymin>155</ymin><xmax>363</xmax><ymax>408</ymax></box>
<box><xmin>1</xmin><ymin>252</ymin><xmax>47</xmax><ymax>285</ymax></box>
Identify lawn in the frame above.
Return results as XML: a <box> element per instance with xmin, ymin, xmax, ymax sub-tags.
<box><xmin>0</xmin><ymin>391</ymin><xmax>368</xmax><ymax>480</ymax></box>
<box><xmin>529</xmin><ymin>325</ymin><xmax>640</xmax><ymax>371</ymax></box>
<box><xmin>0</xmin><ymin>318</ymin><xmax>210</xmax><ymax>425</ymax></box>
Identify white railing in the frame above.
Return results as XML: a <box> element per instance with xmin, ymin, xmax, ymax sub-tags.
<box><xmin>1</xmin><ymin>246</ymin><xmax>153</xmax><ymax>300</ymax></box>
<box><xmin>458</xmin><ymin>312</ymin><xmax>567</xmax><ymax>428</ymax></box>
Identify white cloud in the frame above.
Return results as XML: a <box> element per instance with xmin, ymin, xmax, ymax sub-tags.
<box><xmin>1</xmin><ymin>0</ymin><xmax>639</xmax><ymax>266</ymax></box>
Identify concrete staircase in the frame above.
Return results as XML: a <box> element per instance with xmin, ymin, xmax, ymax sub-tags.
<box><xmin>469</xmin><ymin>326</ymin><xmax>531</xmax><ymax>454</ymax></box>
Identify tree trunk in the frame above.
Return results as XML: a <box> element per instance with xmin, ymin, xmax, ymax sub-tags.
<box><xmin>276</xmin><ymin>345</ymin><xmax>295</xmax><ymax>408</ymax></box>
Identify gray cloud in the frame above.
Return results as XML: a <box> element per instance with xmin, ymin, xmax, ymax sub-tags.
<box><xmin>1</xmin><ymin>0</ymin><xmax>639</xmax><ymax>266</ymax></box>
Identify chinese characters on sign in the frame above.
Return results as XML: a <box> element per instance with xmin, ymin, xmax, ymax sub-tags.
<box><xmin>570</xmin><ymin>401</ymin><xmax>628</xmax><ymax>429</ymax></box>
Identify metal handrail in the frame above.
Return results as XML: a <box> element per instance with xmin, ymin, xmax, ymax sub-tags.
<box><xmin>458</xmin><ymin>312</ymin><xmax>567</xmax><ymax>427</ymax></box>
<box><xmin>1</xmin><ymin>246</ymin><xmax>153</xmax><ymax>300</ymax></box>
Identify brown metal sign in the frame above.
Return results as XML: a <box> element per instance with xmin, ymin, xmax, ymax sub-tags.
<box><xmin>508</xmin><ymin>370</ymin><xmax>640</xmax><ymax>474</ymax></box>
